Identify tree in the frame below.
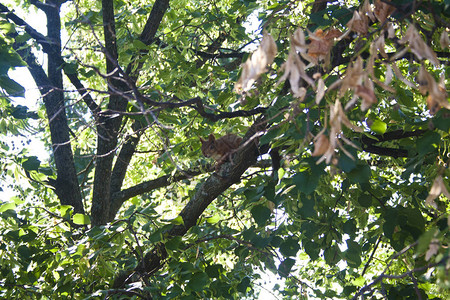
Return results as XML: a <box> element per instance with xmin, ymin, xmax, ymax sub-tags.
<box><xmin>0</xmin><ymin>0</ymin><xmax>449</xmax><ymax>298</ymax></box>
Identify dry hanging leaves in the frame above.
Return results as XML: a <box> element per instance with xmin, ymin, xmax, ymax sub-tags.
<box><xmin>425</xmin><ymin>238</ymin><xmax>440</xmax><ymax>261</ymax></box>
<box><xmin>277</xmin><ymin>29</ymin><xmax>315</xmax><ymax>98</ymax></box>
<box><xmin>426</xmin><ymin>175</ymin><xmax>450</xmax><ymax>208</ymax></box>
<box><xmin>362</xmin><ymin>0</ymin><xmax>376</xmax><ymax>22</ymax></box>
<box><xmin>440</xmin><ymin>30</ymin><xmax>450</xmax><ymax>49</ymax></box>
<box><xmin>399</xmin><ymin>25</ymin><xmax>440</xmax><ymax>66</ymax></box>
<box><xmin>312</xmin><ymin>133</ymin><xmax>330</xmax><ymax>157</ymax></box>
<box><xmin>307</xmin><ymin>28</ymin><xmax>342</xmax><ymax>66</ymax></box>
<box><xmin>346</xmin><ymin>10</ymin><xmax>369</xmax><ymax>35</ymax></box>
<box><xmin>315</xmin><ymin>74</ymin><xmax>326</xmax><ymax>105</ymax></box>
<box><xmin>355</xmin><ymin>82</ymin><xmax>377</xmax><ymax>111</ymax></box>
<box><xmin>315</xmin><ymin>100</ymin><xmax>363</xmax><ymax>164</ymax></box>
<box><xmin>417</xmin><ymin>65</ymin><xmax>449</xmax><ymax>114</ymax></box>
<box><xmin>367</xmin><ymin>37</ymin><xmax>396</xmax><ymax>93</ymax></box>
<box><xmin>374</xmin><ymin>0</ymin><xmax>396</xmax><ymax>23</ymax></box>
<box><xmin>234</xmin><ymin>31</ymin><xmax>277</xmax><ymax>93</ymax></box>
<box><xmin>338</xmin><ymin>56</ymin><xmax>378</xmax><ymax>111</ymax></box>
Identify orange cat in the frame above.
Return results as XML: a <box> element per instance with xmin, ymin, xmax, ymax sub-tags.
<box><xmin>200</xmin><ymin>133</ymin><xmax>242</xmax><ymax>170</ymax></box>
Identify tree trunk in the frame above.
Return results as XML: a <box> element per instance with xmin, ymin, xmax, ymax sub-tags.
<box><xmin>42</xmin><ymin>0</ymin><xmax>84</xmax><ymax>213</ymax></box>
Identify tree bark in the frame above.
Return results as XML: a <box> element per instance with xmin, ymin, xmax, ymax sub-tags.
<box><xmin>41</xmin><ymin>0</ymin><xmax>84</xmax><ymax>213</ymax></box>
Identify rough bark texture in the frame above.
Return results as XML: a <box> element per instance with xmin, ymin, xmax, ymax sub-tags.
<box><xmin>104</xmin><ymin>0</ymin><xmax>171</xmax><ymax>222</ymax></box>
<box><xmin>91</xmin><ymin>0</ymin><xmax>125</xmax><ymax>225</ymax></box>
<box><xmin>29</xmin><ymin>1</ymin><xmax>84</xmax><ymax>213</ymax></box>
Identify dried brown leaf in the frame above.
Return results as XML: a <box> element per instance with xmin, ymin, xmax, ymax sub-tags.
<box><xmin>374</xmin><ymin>0</ymin><xmax>395</xmax><ymax>23</ymax></box>
<box><xmin>399</xmin><ymin>25</ymin><xmax>440</xmax><ymax>66</ymax></box>
<box><xmin>440</xmin><ymin>31</ymin><xmax>450</xmax><ymax>49</ymax></box>
<box><xmin>347</xmin><ymin>10</ymin><xmax>369</xmax><ymax>35</ymax></box>
<box><xmin>235</xmin><ymin>31</ymin><xmax>277</xmax><ymax>93</ymax></box>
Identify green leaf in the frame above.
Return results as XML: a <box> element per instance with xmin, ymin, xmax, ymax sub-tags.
<box><xmin>279</xmin><ymin>237</ymin><xmax>300</xmax><ymax>257</ymax></box>
<box><xmin>0</xmin><ymin>202</ymin><xmax>15</xmax><ymax>213</ymax></box>
<box><xmin>205</xmin><ymin>264</ymin><xmax>223</xmax><ymax>278</ymax></box>
<box><xmin>417</xmin><ymin>228</ymin><xmax>437</xmax><ymax>255</ymax></box>
<box><xmin>206</xmin><ymin>215</ymin><xmax>220</xmax><ymax>224</ymax></box>
<box><xmin>165</xmin><ymin>236</ymin><xmax>182</xmax><ymax>251</ymax></box>
<box><xmin>343</xmin><ymin>219</ymin><xmax>357</xmax><ymax>236</ymax></box>
<box><xmin>416</xmin><ymin>131</ymin><xmax>441</xmax><ymax>156</ymax></box>
<box><xmin>187</xmin><ymin>272</ymin><xmax>209</xmax><ymax>292</ymax></box>
<box><xmin>73</xmin><ymin>213</ymin><xmax>91</xmax><ymax>225</ymax></box>
<box><xmin>264</xmin><ymin>179</ymin><xmax>276</xmax><ymax>201</ymax></box>
<box><xmin>293</xmin><ymin>171</ymin><xmax>318</xmax><ymax>195</ymax></box>
<box><xmin>63</xmin><ymin>62</ymin><xmax>78</xmax><ymax>74</ymax></box>
<box><xmin>58</xmin><ymin>205</ymin><xmax>72</xmax><ymax>218</ymax></box>
<box><xmin>237</xmin><ymin>276</ymin><xmax>251</xmax><ymax>293</ymax></box>
<box><xmin>278</xmin><ymin>258</ymin><xmax>295</xmax><ymax>277</ymax></box>
<box><xmin>260</xmin><ymin>126</ymin><xmax>281</xmax><ymax>145</ymax></box>
<box><xmin>17</xmin><ymin>245</ymin><xmax>32</xmax><ymax>261</ymax></box>
<box><xmin>0</xmin><ymin>75</ymin><xmax>25</xmax><ymax>97</ymax></box>
<box><xmin>10</xmin><ymin>105</ymin><xmax>38</xmax><ymax>119</ymax></box>
<box><xmin>383</xmin><ymin>209</ymin><xmax>398</xmax><ymax>239</ymax></box>
<box><xmin>132</xmin><ymin>39</ymin><xmax>148</xmax><ymax>50</ymax></box>
<box><xmin>370</xmin><ymin>119</ymin><xmax>387</xmax><ymax>134</ymax></box>
<box><xmin>303</xmin><ymin>240</ymin><xmax>320</xmax><ymax>260</ymax></box>
<box><xmin>22</xmin><ymin>156</ymin><xmax>41</xmax><ymax>171</ymax></box>
<box><xmin>310</xmin><ymin>9</ymin><xmax>332</xmax><ymax>26</ymax></box>
<box><xmin>171</xmin><ymin>216</ymin><xmax>184</xmax><ymax>225</ymax></box>
<box><xmin>331</xmin><ymin>6</ymin><xmax>354</xmax><ymax>25</ymax></box>
<box><xmin>299</xmin><ymin>196</ymin><xmax>316</xmax><ymax>219</ymax></box>
<box><xmin>344</xmin><ymin>240</ymin><xmax>362</xmax><ymax>268</ymax></box>
<box><xmin>250</xmin><ymin>205</ymin><xmax>271</xmax><ymax>227</ymax></box>
<box><xmin>432</xmin><ymin>109</ymin><xmax>450</xmax><ymax>132</ymax></box>
<box><xmin>338</xmin><ymin>151</ymin><xmax>357</xmax><ymax>172</ymax></box>
<box><xmin>347</xmin><ymin>163</ymin><xmax>371</xmax><ymax>183</ymax></box>
<box><xmin>358</xmin><ymin>193</ymin><xmax>372</xmax><ymax>208</ymax></box>
<box><xmin>123</xmin><ymin>204</ymin><xmax>136</xmax><ymax>217</ymax></box>
<box><xmin>251</xmin><ymin>235</ymin><xmax>271</xmax><ymax>248</ymax></box>
<box><xmin>324</xmin><ymin>245</ymin><xmax>341</xmax><ymax>265</ymax></box>
<box><xmin>352</xmin><ymin>276</ymin><xmax>365</xmax><ymax>287</ymax></box>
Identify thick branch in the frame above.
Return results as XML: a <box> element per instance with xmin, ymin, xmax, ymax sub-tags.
<box><xmin>124</xmin><ymin>0</ymin><xmax>170</xmax><ymax>79</ymax></box>
<box><xmin>361</xmin><ymin>130</ymin><xmax>427</xmax><ymax>158</ymax></box>
<box><xmin>91</xmin><ymin>0</ymin><xmax>126</xmax><ymax>225</ymax></box>
<box><xmin>93</xmin><ymin>0</ymin><xmax>171</xmax><ymax>225</ymax></box>
<box><xmin>12</xmin><ymin>5</ymin><xmax>84</xmax><ymax>213</ymax></box>
<box><xmin>138</xmin><ymin>95</ymin><xmax>267</xmax><ymax>121</ymax></box>
<box><xmin>114</xmin><ymin>119</ymin><xmax>268</xmax><ymax>286</ymax></box>
<box><xmin>109</xmin><ymin>163</ymin><xmax>214</xmax><ymax>220</ymax></box>
<box><xmin>109</xmin><ymin>121</ymin><xmax>145</xmax><ymax>200</ymax></box>
<box><xmin>113</xmin><ymin>119</ymin><xmax>267</xmax><ymax>287</ymax></box>
<box><xmin>139</xmin><ymin>0</ymin><xmax>170</xmax><ymax>45</ymax></box>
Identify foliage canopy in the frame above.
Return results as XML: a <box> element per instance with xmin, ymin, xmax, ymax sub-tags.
<box><xmin>0</xmin><ymin>0</ymin><xmax>449</xmax><ymax>299</ymax></box>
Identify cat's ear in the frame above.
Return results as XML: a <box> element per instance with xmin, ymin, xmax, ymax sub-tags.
<box><xmin>199</xmin><ymin>136</ymin><xmax>205</xmax><ymax>143</ymax></box>
<box><xmin>208</xmin><ymin>134</ymin><xmax>215</xmax><ymax>141</ymax></box>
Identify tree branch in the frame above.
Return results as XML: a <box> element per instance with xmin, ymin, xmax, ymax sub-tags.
<box><xmin>109</xmin><ymin>121</ymin><xmax>145</xmax><ymax>196</ymax></box>
<box><xmin>0</xmin><ymin>4</ymin><xmax>100</xmax><ymax>115</ymax></box>
<box><xmin>109</xmin><ymin>162</ymin><xmax>214</xmax><ymax>220</ymax></box>
<box><xmin>113</xmin><ymin>118</ymin><xmax>268</xmax><ymax>287</ymax></box>
<box><xmin>91</xmin><ymin>0</ymin><xmax>126</xmax><ymax>225</ymax></box>
<box><xmin>10</xmin><ymin>3</ymin><xmax>85</xmax><ymax>213</ymax></box>
<box><xmin>361</xmin><ymin>130</ymin><xmax>427</xmax><ymax>158</ymax></box>
<box><xmin>138</xmin><ymin>94</ymin><xmax>267</xmax><ymax>121</ymax></box>
<box><xmin>139</xmin><ymin>0</ymin><xmax>170</xmax><ymax>45</ymax></box>
<box><xmin>124</xmin><ymin>0</ymin><xmax>170</xmax><ymax>79</ymax></box>
<box><xmin>0</xmin><ymin>4</ymin><xmax>50</xmax><ymax>50</ymax></box>
<box><xmin>354</xmin><ymin>256</ymin><xmax>448</xmax><ymax>299</ymax></box>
